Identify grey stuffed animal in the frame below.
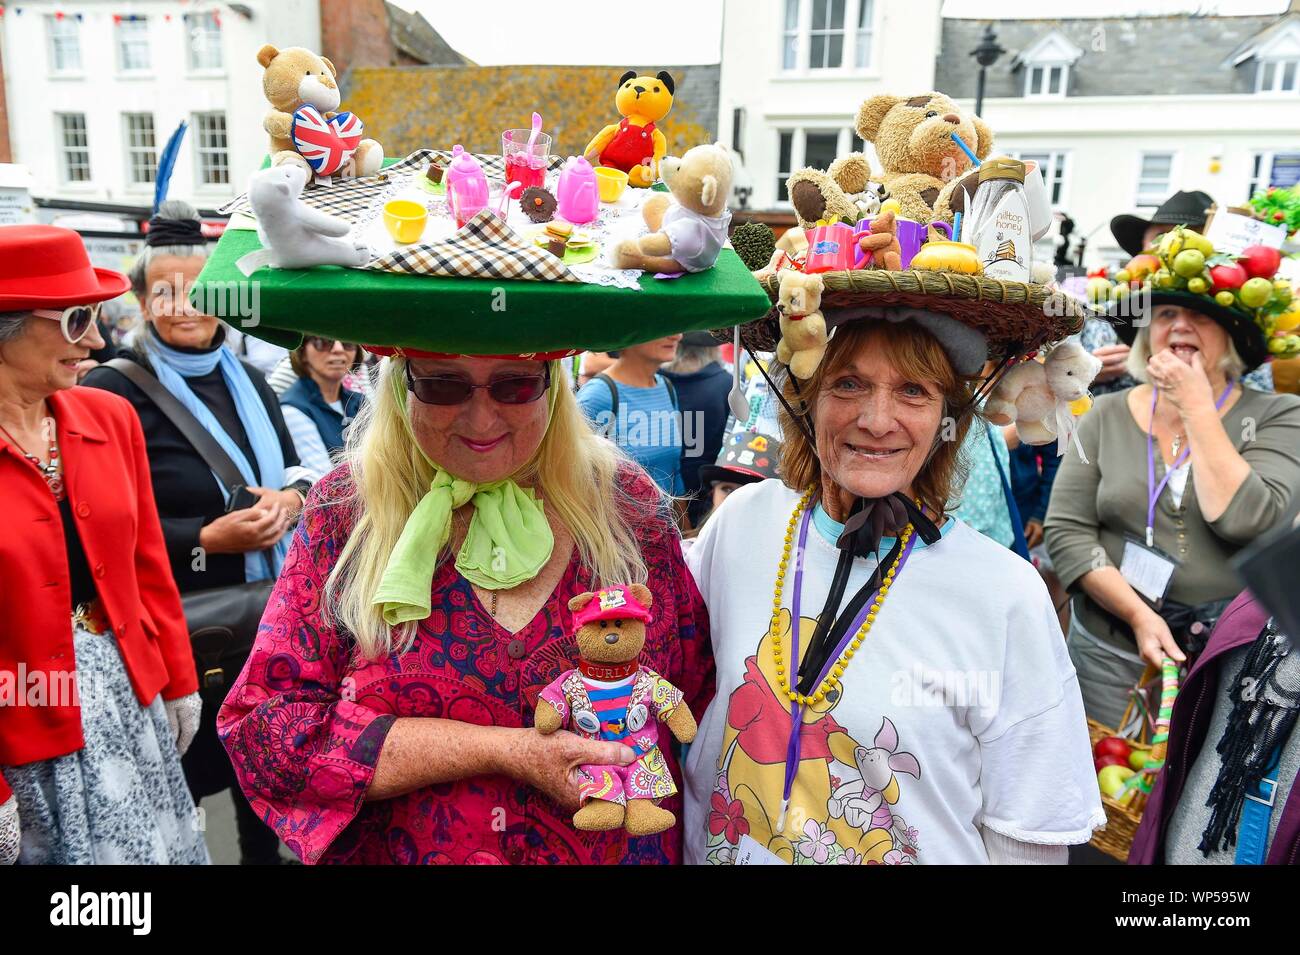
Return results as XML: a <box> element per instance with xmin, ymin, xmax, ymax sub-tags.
<box><xmin>237</xmin><ymin>164</ymin><xmax>371</xmax><ymax>276</ymax></box>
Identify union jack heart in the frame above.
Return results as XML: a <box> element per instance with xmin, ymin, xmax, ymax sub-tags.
<box><xmin>291</xmin><ymin>106</ymin><xmax>364</xmax><ymax>176</ymax></box>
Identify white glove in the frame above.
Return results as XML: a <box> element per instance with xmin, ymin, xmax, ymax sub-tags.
<box><xmin>164</xmin><ymin>693</ymin><xmax>203</xmax><ymax>757</ymax></box>
<box><xmin>0</xmin><ymin>795</ymin><xmax>19</xmax><ymax>866</ymax></box>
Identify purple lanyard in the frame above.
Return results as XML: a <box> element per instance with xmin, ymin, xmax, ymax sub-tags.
<box><xmin>1144</xmin><ymin>380</ymin><xmax>1234</xmax><ymax>547</ymax></box>
<box><xmin>776</xmin><ymin>506</ymin><xmax>919</xmax><ymax>832</ymax></box>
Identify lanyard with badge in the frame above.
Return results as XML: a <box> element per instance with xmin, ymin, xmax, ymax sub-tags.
<box><xmin>1119</xmin><ymin>380</ymin><xmax>1234</xmax><ymax>605</ymax></box>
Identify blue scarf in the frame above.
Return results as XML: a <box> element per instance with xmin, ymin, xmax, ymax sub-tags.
<box><xmin>147</xmin><ymin>328</ymin><xmax>289</xmax><ymax>581</ymax></box>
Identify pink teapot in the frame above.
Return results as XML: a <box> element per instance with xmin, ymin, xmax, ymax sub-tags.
<box><xmin>556</xmin><ymin>156</ymin><xmax>599</xmax><ymax>224</ymax></box>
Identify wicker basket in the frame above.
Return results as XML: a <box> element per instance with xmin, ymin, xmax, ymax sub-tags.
<box><xmin>713</xmin><ymin>268</ymin><xmax>1089</xmax><ymax>359</ymax></box>
<box><xmin>1087</xmin><ymin>661</ymin><xmax>1180</xmax><ymax>862</ymax></box>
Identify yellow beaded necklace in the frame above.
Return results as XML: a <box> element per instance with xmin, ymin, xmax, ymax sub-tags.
<box><xmin>771</xmin><ymin>488</ymin><xmax>915</xmax><ymax>707</ymax></box>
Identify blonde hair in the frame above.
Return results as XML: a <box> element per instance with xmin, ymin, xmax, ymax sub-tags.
<box><xmin>320</xmin><ymin>356</ymin><xmax>648</xmax><ymax>659</ymax></box>
<box><xmin>779</xmin><ymin>320</ymin><xmax>975</xmax><ymax>520</ymax></box>
<box><xmin>1126</xmin><ymin>316</ymin><xmax>1246</xmax><ymax>382</ymax></box>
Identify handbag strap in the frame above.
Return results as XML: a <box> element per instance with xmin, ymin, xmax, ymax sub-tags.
<box><xmin>104</xmin><ymin>357</ymin><xmax>247</xmax><ymax>494</ymax></box>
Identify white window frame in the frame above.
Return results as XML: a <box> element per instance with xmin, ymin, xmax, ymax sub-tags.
<box><xmin>123</xmin><ymin>113</ymin><xmax>158</xmax><ymax>188</ymax></box>
<box><xmin>193</xmin><ymin>111</ymin><xmax>230</xmax><ymax>188</ymax></box>
<box><xmin>1135</xmin><ymin>151</ymin><xmax>1177</xmax><ymax>209</ymax></box>
<box><xmin>46</xmin><ymin>15</ymin><xmax>82</xmax><ymax>75</ymax></box>
<box><xmin>116</xmin><ymin>16</ymin><xmax>152</xmax><ymax>74</ymax></box>
<box><xmin>184</xmin><ymin>11</ymin><xmax>224</xmax><ymax>73</ymax></box>
<box><xmin>1256</xmin><ymin>58</ymin><xmax>1300</xmax><ymax>94</ymax></box>
<box><xmin>1009</xmin><ymin>149</ymin><xmax>1069</xmax><ymax>209</ymax></box>
<box><xmin>774</xmin><ymin>127</ymin><xmax>861</xmax><ymax>208</ymax></box>
<box><xmin>779</xmin><ymin>0</ymin><xmax>877</xmax><ymax>75</ymax></box>
<box><xmin>57</xmin><ymin>113</ymin><xmax>92</xmax><ymax>185</ymax></box>
<box><xmin>1024</xmin><ymin>63</ymin><xmax>1068</xmax><ymax>98</ymax></box>
<box><xmin>807</xmin><ymin>0</ymin><xmax>846</xmax><ymax>71</ymax></box>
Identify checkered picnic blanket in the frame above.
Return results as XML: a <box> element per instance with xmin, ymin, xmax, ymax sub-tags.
<box><xmin>366</xmin><ymin>209</ymin><xmax>579</xmax><ymax>283</ymax></box>
<box><xmin>219</xmin><ymin>149</ymin><xmax>565</xmax><ymax>223</ymax></box>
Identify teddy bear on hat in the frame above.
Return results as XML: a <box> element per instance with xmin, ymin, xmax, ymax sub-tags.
<box><xmin>613</xmin><ymin>143</ymin><xmax>733</xmax><ymax>274</ymax></box>
<box><xmin>535</xmin><ymin>584</ymin><xmax>697</xmax><ymax>836</ymax></box>
<box><xmin>257</xmin><ymin>45</ymin><xmax>384</xmax><ymax>180</ymax></box>
<box><xmin>788</xmin><ymin>91</ymin><xmax>991</xmax><ymax>229</ymax></box>
<box><xmin>585</xmin><ymin>70</ymin><xmax>676</xmax><ymax>189</ymax></box>
<box><xmin>984</xmin><ymin>340</ymin><xmax>1102</xmax><ymax>455</ymax></box>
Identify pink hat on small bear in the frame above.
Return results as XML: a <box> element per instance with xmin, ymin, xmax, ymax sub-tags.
<box><xmin>570</xmin><ymin>585</ymin><xmax>652</xmax><ymax>629</ymax></box>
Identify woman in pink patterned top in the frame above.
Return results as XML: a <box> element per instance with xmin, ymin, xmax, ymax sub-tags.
<box><xmin>218</xmin><ymin>351</ymin><xmax>713</xmax><ymax>864</ymax></box>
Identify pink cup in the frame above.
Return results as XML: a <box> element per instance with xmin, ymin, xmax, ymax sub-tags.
<box><xmin>804</xmin><ymin>222</ymin><xmax>857</xmax><ymax>273</ymax></box>
<box><xmin>853</xmin><ymin>217</ymin><xmax>952</xmax><ymax>269</ymax></box>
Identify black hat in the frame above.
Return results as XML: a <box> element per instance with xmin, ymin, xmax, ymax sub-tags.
<box><xmin>698</xmin><ymin>430</ymin><xmax>782</xmax><ymax>487</ymax></box>
<box><xmin>1110</xmin><ymin>191</ymin><xmax>1216</xmax><ymax>258</ymax></box>
<box><xmin>1110</xmin><ymin>289</ymin><xmax>1270</xmax><ymax>372</ymax></box>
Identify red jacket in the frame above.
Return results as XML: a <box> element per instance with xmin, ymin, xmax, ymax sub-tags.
<box><xmin>0</xmin><ymin>386</ymin><xmax>197</xmax><ymax>767</ymax></box>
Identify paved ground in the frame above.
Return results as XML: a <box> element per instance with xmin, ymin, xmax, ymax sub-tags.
<box><xmin>198</xmin><ymin>790</ymin><xmax>296</xmax><ymax>865</ymax></box>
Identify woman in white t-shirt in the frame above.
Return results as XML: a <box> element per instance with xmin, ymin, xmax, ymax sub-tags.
<box><xmin>683</xmin><ymin>315</ymin><xmax>1105</xmax><ymax>865</ymax></box>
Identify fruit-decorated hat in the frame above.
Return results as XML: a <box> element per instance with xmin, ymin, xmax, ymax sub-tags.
<box><xmin>1099</xmin><ymin>225</ymin><xmax>1297</xmax><ymax>371</ymax></box>
<box><xmin>699</xmin><ymin>429</ymin><xmax>782</xmax><ymax>487</ymax></box>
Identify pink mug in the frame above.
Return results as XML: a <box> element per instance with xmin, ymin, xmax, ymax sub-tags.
<box><xmin>804</xmin><ymin>222</ymin><xmax>857</xmax><ymax>273</ymax></box>
<box><xmin>854</xmin><ymin>217</ymin><xmax>952</xmax><ymax>269</ymax></box>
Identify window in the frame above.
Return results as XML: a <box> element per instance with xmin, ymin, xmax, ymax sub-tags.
<box><xmin>1013</xmin><ymin>150</ymin><xmax>1068</xmax><ymax>206</ymax></box>
<box><xmin>194</xmin><ymin>112</ymin><xmax>229</xmax><ymax>186</ymax></box>
<box><xmin>777</xmin><ymin>131</ymin><xmax>794</xmax><ymax>203</ymax></box>
<box><xmin>1257</xmin><ymin>58</ymin><xmax>1300</xmax><ymax>93</ymax></box>
<box><xmin>809</xmin><ymin>0</ymin><xmax>845</xmax><ymax>70</ymax></box>
<box><xmin>58</xmin><ymin>113</ymin><xmax>91</xmax><ymax>183</ymax></box>
<box><xmin>117</xmin><ymin>16</ymin><xmax>151</xmax><ymax>73</ymax></box>
<box><xmin>1025</xmin><ymin>64</ymin><xmax>1067</xmax><ymax>97</ymax></box>
<box><xmin>47</xmin><ymin>15</ymin><xmax>81</xmax><ymax>73</ymax></box>
<box><xmin>782</xmin><ymin>0</ymin><xmax>800</xmax><ymax>70</ymax></box>
<box><xmin>124</xmin><ymin>113</ymin><xmax>158</xmax><ymax>186</ymax></box>
<box><xmin>185</xmin><ymin>12</ymin><xmax>223</xmax><ymax>71</ymax></box>
<box><xmin>854</xmin><ymin>0</ymin><xmax>874</xmax><ymax>69</ymax></box>
<box><xmin>1136</xmin><ymin>152</ymin><xmax>1174</xmax><ymax>207</ymax></box>
<box><xmin>731</xmin><ymin>107</ymin><xmax>745</xmax><ymax>161</ymax></box>
<box><xmin>804</xmin><ymin>131</ymin><xmax>840</xmax><ymax>172</ymax></box>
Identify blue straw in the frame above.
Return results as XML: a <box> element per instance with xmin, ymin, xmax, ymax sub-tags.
<box><xmin>953</xmin><ymin>211</ymin><xmax>963</xmax><ymax>242</ymax></box>
<box><xmin>950</xmin><ymin>131</ymin><xmax>980</xmax><ymax>166</ymax></box>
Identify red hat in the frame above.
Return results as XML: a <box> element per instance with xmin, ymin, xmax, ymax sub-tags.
<box><xmin>0</xmin><ymin>225</ymin><xmax>131</xmax><ymax>311</ymax></box>
<box><xmin>571</xmin><ymin>585</ymin><xmax>652</xmax><ymax>629</ymax></box>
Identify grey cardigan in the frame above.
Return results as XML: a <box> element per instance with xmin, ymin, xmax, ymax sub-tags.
<box><xmin>1045</xmin><ymin>386</ymin><xmax>1300</xmax><ymax>650</ymax></box>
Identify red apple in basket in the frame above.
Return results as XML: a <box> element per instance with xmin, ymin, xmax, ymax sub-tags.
<box><xmin>1239</xmin><ymin>245</ymin><xmax>1282</xmax><ymax>280</ymax></box>
<box><xmin>1094</xmin><ymin>736</ymin><xmax>1132</xmax><ymax>761</ymax></box>
<box><xmin>1095</xmin><ymin>753</ymin><xmax>1130</xmax><ymax>773</ymax></box>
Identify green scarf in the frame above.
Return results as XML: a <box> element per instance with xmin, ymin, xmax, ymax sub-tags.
<box><xmin>373</xmin><ymin>367</ymin><xmax>556</xmax><ymax>626</ymax></box>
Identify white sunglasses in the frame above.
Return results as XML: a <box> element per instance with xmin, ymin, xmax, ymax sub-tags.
<box><xmin>31</xmin><ymin>303</ymin><xmax>101</xmax><ymax>344</ymax></box>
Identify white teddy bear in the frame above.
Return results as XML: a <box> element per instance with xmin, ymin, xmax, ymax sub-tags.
<box><xmin>236</xmin><ymin>164</ymin><xmax>372</xmax><ymax>276</ymax></box>
<box><xmin>985</xmin><ymin>339</ymin><xmax>1102</xmax><ymax>453</ymax></box>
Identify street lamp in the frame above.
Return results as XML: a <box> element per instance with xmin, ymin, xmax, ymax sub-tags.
<box><xmin>971</xmin><ymin>24</ymin><xmax>1005</xmax><ymax>118</ymax></box>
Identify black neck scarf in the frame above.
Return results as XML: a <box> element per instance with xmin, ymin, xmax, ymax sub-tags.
<box><xmin>1199</xmin><ymin>618</ymin><xmax>1299</xmax><ymax>855</ymax></box>
<box><xmin>795</xmin><ymin>492</ymin><xmax>942</xmax><ymax>695</ymax></box>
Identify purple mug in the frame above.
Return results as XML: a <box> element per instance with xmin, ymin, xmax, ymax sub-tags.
<box><xmin>853</xmin><ymin>217</ymin><xmax>953</xmax><ymax>269</ymax></box>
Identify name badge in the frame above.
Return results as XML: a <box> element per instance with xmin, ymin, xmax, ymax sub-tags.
<box><xmin>1120</xmin><ymin>534</ymin><xmax>1178</xmax><ymax>605</ymax></box>
<box><xmin>734</xmin><ymin>834</ymin><xmax>787</xmax><ymax>866</ymax></box>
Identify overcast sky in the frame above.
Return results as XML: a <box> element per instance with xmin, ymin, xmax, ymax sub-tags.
<box><xmin>395</xmin><ymin>0</ymin><xmax>1290</xmax><ymax>65</ymax></box>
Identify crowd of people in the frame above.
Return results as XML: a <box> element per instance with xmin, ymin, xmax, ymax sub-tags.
<box><xmin>1</xmin><ymin>183</ymin><xmax>1297</xmax><ymax>866</ymax></box>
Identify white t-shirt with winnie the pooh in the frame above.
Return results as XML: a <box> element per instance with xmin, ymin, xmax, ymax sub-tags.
<box><xmin>683</xmin><ymin>479</ymin><xmax>1104</xmax><ymax>865</ymax></box>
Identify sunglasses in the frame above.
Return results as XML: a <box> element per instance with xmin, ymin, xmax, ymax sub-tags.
<box><xmin>405</xmin><ymin>362</ymin><xmax>551</xmax><ymax>406</ymax></box>
<box><xmin>32</xmin><ymin>303</ymin><xmax>101</xmax><ymax>344</ymax></box>
<box><xmin>305</xmin><ymin>336</ymin><xmax>359</xmax><ymax>352</ymax></box>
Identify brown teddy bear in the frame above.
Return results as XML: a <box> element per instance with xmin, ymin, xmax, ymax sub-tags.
<box><xmin>536</xmin><ymin>585</ymin><xmax>697</xmax><ymax>835</ymax></box>
<box><xmin>612</xmin><ymin>143</ymin><xmax>733</xmax><ymax>274</ymax></box>
<box><xmin>857</xmin><ymin>208</ymin><xmax>903</xmax><ymax>270</ymax></box>
<box><xmin>789</xmin><ymin>91</ymin><xmax>991</xmax><ymax>228</ymax></box>
<box><xmin>256</xmin><ymin>44</ymin><xmax>383</xmax><ymax>179</ymax></box>
<box><xmin>776</xmin><ymin>271</ymin><xmax>828</xmax><ymax>380</ymax></box>
<box><xmin>786</xmin><ymin>158</ymin><xmax>889</xmax><ymax>230</ymax></box>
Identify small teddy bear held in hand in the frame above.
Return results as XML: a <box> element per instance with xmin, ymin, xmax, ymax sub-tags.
<box><xmin>776</xmin><ymin>271</ymin><xmax>829</xmax><ymax>380</ymax></box>
<box><xmin>257</xmin><ymin>44</ymin><xmax>383</xmax><ymax>180</ymax></box>
<box><xmin>535</xmin><ymin>585</ymin><xmax>697</xmax><ymax>836</ymax></box>
<box><xmin>236</xmin><ymin>165</ymin><xmax>372</xmax><ymax>276</ymax></box>
<box><xmin>613</xmin><ymin>143</ymin><xmax>734</xmax><ymax>275</ymax></box>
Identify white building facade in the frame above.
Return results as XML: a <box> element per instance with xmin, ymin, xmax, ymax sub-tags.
<box><xmin>0</xmin><ymin>0</ymin><xmax>320</xmax><ymax>212</ymax></box>
<box><xmin>721</xmin><ymin>2</ymin><xmax>1300</xmax><ymax>268</ymax></box>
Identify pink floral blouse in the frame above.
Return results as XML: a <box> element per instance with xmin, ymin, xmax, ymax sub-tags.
<box><xmin>218</xmin><ymin>463</ymin><xmax>713</xmax><ymax>864</ymax></box>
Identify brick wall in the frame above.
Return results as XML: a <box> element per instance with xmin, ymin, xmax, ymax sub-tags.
<box><xmin>320</xmin><ymin>0</ymin><xmax>396</xmax><ymax>83</ymax></box>
<box><xmin>344</xmin><ymin>64</ymin><xmax>720</xmax><ymax>160</ymax></box>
